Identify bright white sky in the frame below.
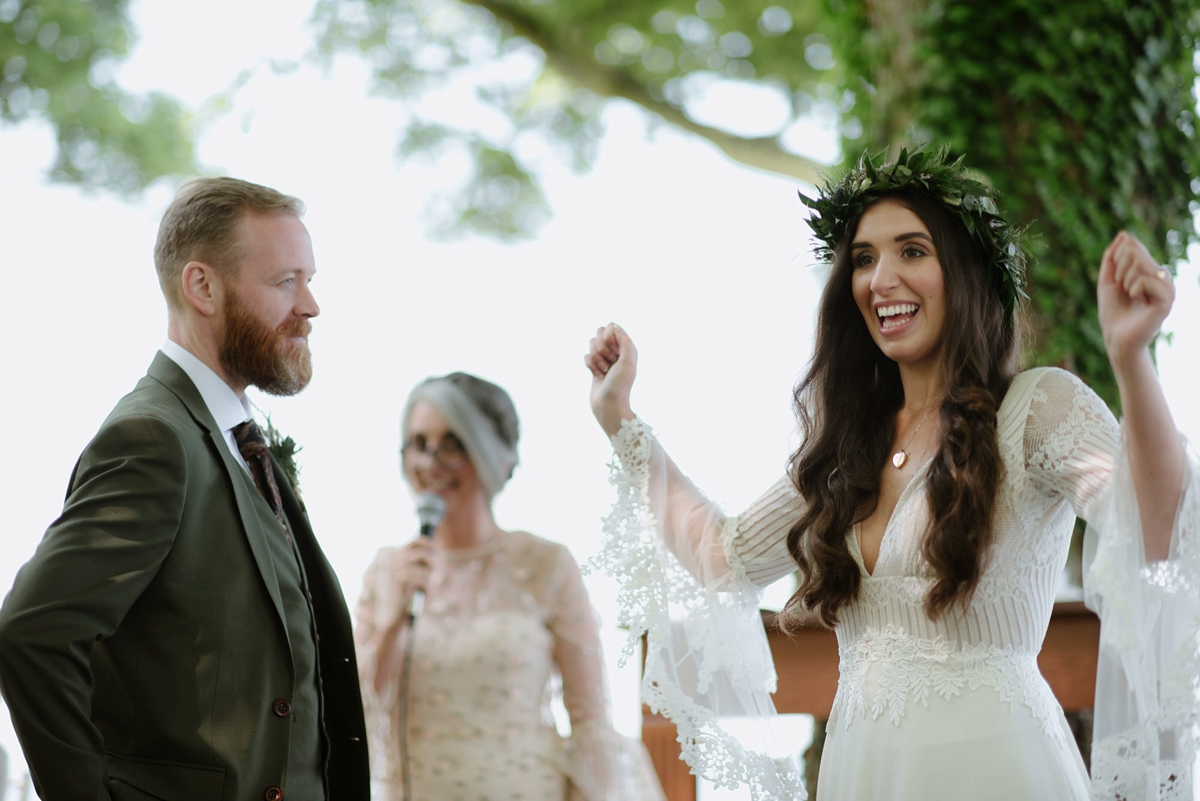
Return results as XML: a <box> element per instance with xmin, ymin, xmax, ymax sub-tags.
<box><xmin>2</xmin><ymin>1</ymin><xmax>1200</xmax><ymax>797</ymax></box>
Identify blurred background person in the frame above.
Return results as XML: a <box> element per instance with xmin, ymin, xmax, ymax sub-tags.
<box><xmin>354</xmin><ymin>372</ymin><xmax>665</xmax><ymax>801</ymax></box>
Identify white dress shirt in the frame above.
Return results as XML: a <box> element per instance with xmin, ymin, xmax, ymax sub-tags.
<box><xmin>161</xmin><ymin>339</ymin><xmax>253</xmax><ymax>475</ymax></box>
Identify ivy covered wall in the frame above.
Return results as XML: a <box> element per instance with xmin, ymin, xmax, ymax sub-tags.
<box><xmin>825</xmin><ymin>0</ymin><xmax>1200</xmax><ymax>407</ymax></box>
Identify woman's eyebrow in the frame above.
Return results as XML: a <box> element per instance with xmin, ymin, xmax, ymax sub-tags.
<box><xmin>850</xmin><ymin>231</ymin><xmax>933</xmax><ymax>250</ymax></box>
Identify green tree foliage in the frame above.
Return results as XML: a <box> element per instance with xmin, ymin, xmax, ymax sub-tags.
<box><xmin>0</xmin><ymin>0</ymin><xmax>195</xmax><ymax>193</ymax></box>
<box><xmin>315</xmin><ymin>0</ymin><xmax>1200</xmax><ymax>404</ymax></box>
<box><xmin>825</xmin><ymin>0</ymin><xmax>1200</xmax><ymax>405</ymax></box>
<box><xmin>312</xmin><ymin>0</ymin><xmax>836</xmax><ymax>238</ymax></box>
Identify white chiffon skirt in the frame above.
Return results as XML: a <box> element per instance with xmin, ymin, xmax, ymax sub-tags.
<box><xmin>816</xmin><ymin>684</ymin><xmax>1090</xmax><ymax>800</ymax></box>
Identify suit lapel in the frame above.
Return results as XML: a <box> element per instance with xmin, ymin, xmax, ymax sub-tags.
<box><xmin>273</xmin><ymin>453</ymin><xmax>337</xmax><ymax>608</ymax></box>
<box><xmin>273</xmin><ymin>451</ymin><xmax>372</xmax><ymax>790</ymax></box>
<box><xmin>214</xmin><ymin>434</ymin><xmax>291</xmax><ymax>629</ymax></box>
<box><xmin>147</xmin><ymin>352</ymin><xmax>290</xmax><ymax>631</ymax></box>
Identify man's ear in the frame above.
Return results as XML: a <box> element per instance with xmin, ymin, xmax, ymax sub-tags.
<box><xmin>180</xmin><ymin>261</ymin><xmax>222</xmax><ymax>316</ymax></box>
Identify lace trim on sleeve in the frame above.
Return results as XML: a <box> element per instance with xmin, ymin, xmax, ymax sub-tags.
<box><xmin>1084</xmin><ymin>435</ymin><xmax>1200</xmax><ymax>801</ymax></box>
<box><xmin>585</xmin><ymin>418</ymin><xmax>806</xmax><ymax>800</ymax></box>
<box><xmin>586</xmin><ymin>418</ymin><xmax>667</xmax><ymax>670</ymax></box>
<box><xmin>722</xmin><ymin>514</ymin><xmax>749</xmax><ymax>589</ymax></box>
<box><xmin>611</xmin><ymin>416</ymin><xmax>652</xmax><ymax>489</ymax></box>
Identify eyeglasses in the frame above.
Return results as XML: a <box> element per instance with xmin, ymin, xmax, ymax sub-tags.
<box><xmin>402</xmin><ymin>436</ymin><xmax>468</xmax><ymax>470</ymax></box>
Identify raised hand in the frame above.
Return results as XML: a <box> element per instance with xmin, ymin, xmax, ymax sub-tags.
<box><xmin>584</xmin><ymin>322</ymin><xmax>638</xmax><ymax>436</ymax></box>
<box><xmin>1096</xmin><ymin>231</ymin><xmax>1185</xmax><ymax>563</ymax></box>
<box><xmin>1098</xmin><ymin>230</ymin><xmax>1175</xmax><ymax>370</ymax></box>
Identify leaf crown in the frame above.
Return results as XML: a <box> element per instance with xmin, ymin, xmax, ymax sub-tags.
<box><xmin>801</xmin><ymin>145</ymin><xmax>1030</xmax><ymax>315</ymax></box>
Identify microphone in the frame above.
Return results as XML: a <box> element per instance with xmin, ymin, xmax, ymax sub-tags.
<box><xmin>409</xmin><ymin>493</ymin><xmax>446</xmax><ymax>619</ymax></box>
<box><xmin>416</xmin><ymin>492</ymin><xmax>446</xmax><ymax>538</ymax></box>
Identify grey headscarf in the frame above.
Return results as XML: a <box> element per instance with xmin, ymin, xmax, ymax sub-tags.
<box><xmin>400</xmin><ymin>372</ymin><xmax>520</xmax><ymax>502</ymax></box>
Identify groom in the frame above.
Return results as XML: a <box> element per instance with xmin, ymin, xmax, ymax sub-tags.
<box><xmin>0</xmin><ymin>178</ymin><xmax>368</xmax><ymax>801</ymax></box>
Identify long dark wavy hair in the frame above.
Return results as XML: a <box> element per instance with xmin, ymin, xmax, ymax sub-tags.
<box><xmin>782</xmin><ymin>189</ymin><xmax>1022</xmax><ymax>630</ymax></box>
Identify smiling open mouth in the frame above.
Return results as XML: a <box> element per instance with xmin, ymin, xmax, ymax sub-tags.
<box><xmin>878</xmin><ymin>303</ymin><xmax>919</xmax><ymax>330</ymax></box>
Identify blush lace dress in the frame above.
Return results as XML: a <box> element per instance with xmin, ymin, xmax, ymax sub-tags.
<box><xmin>355</xmin><ymin>529</ymin><xmax>665</xmax><ymax>801</ymax></box>
<box><xmin>589</xmin><ymin>367</ymin><xmax>1200</xmax><ymax>800</ymax></box>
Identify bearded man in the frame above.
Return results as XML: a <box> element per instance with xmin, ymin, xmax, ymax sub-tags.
<box><xmin>0</xmin><ymin>178</ymin><xmax>369</xmax><ymax>801</ymax></box>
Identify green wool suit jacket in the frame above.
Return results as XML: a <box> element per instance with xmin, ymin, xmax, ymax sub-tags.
<box><xmin>0</xmin><ymin>353</ymin><xmax>369</xmax><ymax>801</ymax></box>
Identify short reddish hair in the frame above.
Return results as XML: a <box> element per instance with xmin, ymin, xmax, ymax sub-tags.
<box><xmin>154</xmin><ymin>177</ymin><xmax>304</xmax><ymax>308</ymax></box>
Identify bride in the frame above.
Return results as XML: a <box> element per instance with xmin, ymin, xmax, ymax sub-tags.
<box><xmin>584</xmin><ymin>147</ymin><xmax>1198</xmax><ymax>800</ymax></box>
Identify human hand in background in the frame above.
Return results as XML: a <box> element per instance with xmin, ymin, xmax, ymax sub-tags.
<box><xmin>585</xmin><ymin>322</ymin><xmax>639</xmax><ymax>437</ymax></box>
<box><xmin>387</xmin><ymin>538</ymin><xmax>433</xmax><ymax>619</ymax></box>
<box><xmin>1098</xmin><ymin>230</ymin><xmax>1175</xmax><ymax>372</ymax></box>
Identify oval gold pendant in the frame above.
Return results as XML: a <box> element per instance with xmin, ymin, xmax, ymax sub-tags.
<box><xmin>892</xmin><ymin>450</ymin><xmax>908</xmax><ymax>469</ymax></box>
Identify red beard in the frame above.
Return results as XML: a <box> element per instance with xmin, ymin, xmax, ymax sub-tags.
<box><xmin>219</xmin><ymin>288</ymin><xmax>313</xmax><ymax>396</ymax></box>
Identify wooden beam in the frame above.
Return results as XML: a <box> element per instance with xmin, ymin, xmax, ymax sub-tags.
<box><xmin>642</xmin><ymin>711</ymin><xmax>696</xmax><ymax>801</ymax></box>
<box><xmin>765</xmin><ymin>616</ymin><xmax>839</xmax><ymax>718</ymax></box>
<box><xmin>1035</xmin><ymin>601</ymin><xmax>1100</xmax><ymax>712</ymax></box>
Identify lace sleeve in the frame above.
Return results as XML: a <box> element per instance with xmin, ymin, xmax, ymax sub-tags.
<box><xmin>1083</xmin><ymin>437</ymin><xmax>1200</xmax><ymax>800</ymax></box>
<box><xmin>353</xmin><ymin>548</ymin><xmax>404</xmax><ymax>785</ymax></box>
<box><xmin>547</xmin><ymin>545</ymin><xmax>607</xmax><ymax>725</ymax></box>
<box><xmin>1024</xmin><ymin>369</ymin><xmax>1200</xmax><ymax>799</ymax></box>
<box><xmin>544</xmin><ymin>545</ymin><xmax>666</xmax><ymax>801</ymax></box>
<box><xmin>585</xmin><ymin>419</ymin><xmax>806</xmax><ymax>801</ymax></box>
<box><xmin>1022</xmin><ymin>367</ymin><xmax>1120</xmax><ymax>519</ymax></box>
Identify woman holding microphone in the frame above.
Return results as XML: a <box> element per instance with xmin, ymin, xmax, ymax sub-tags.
<box><xmin>355</xmin><ymin>371</ymin><xmax>664</xmax><ymax>801</ymax></box>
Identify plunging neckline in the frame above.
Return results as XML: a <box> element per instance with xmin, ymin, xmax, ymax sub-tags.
<box><xmin>853</xmin><ymin>456</ymin><xmax>935</xmax><ymax>577</ymax></box>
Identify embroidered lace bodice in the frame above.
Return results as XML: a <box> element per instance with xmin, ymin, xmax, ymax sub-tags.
<box><xmin>823</xmin><ymin>366</ymin><xmax>1114</xmax><ymax>744</ymax></box>
<box><xmin>590</xmin><ymin>366</ymin><xmax>1200</xmax><ymax>800</ymax></box>
<box><xmin>356</xmin><ymin>530</ymin><xmax>664</xmax><ymax>801</ymax></box>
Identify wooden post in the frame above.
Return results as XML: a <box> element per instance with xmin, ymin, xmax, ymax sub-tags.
<box><xmin>641</xmin><ymin>711</ymin><xmax>696</xmax><ymax>801</ymax></box>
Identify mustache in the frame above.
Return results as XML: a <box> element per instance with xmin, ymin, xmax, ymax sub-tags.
<box><xmin>279</xmin><ymin>318</ymin><xmax>312</xmax><ymax>339</ymax></box>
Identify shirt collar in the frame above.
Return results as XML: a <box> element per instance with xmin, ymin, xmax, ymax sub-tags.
<box><xmin>161</xmin><ymin>339</ymin><xmax>253</xmax><ymax>433</ymax></box>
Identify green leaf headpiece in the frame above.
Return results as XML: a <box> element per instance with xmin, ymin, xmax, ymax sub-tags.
<box><xmin>801</xmin><ymin>145</ymin><xmax>1030</xmax><ymax>316</ymax></box>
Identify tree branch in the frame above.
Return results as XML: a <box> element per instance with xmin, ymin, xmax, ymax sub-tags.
<box><xmin>465</xmin><ymin>0</ymin><xmax>829</xmax><ymax>185</ymax></box>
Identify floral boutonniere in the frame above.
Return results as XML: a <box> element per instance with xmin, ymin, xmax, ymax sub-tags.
<box><xmin>261</xmin><ymin>413</ymin><xmax>305</xmax><ymax>511</ymax></box>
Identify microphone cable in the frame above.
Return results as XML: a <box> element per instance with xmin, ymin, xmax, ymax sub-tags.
<box><xmin>398</xmin><ymin>493</ymin><xmax>445</xmax><ymax>801</ymax></box>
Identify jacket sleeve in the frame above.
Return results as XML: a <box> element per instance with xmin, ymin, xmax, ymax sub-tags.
<box><xmin>0</xmin><ymin>414</ymin><xmax>186</xmax><ymax>801</ymax></box>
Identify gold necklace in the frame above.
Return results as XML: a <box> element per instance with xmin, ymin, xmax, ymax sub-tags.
<box><xmin>892</xmin><ymin>404</ymin><xmax>936</xmax><ymax>469</ymax></box>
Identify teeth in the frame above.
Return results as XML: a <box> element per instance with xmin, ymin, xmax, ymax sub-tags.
<box><xmin>878</xmin><ymin>303</ymin><xmax>918</xmax><ymax>318</ymax></box>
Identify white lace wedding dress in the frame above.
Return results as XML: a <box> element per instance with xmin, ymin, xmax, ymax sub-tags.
<box><xmin>589</xmin><ymin>367</ymin><xmax>1200</xmax><ymax>800</ymax></box>
<box><xmin>356</xmin><ymin>529</ymin><xmax>664</xmax><ymax>801</ymax></box>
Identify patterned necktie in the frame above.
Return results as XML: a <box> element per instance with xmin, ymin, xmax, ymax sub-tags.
<box><xmin>232</xmin><ymin>419</ymin><xmax>288</xmax><ymax>536</ymax></box>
